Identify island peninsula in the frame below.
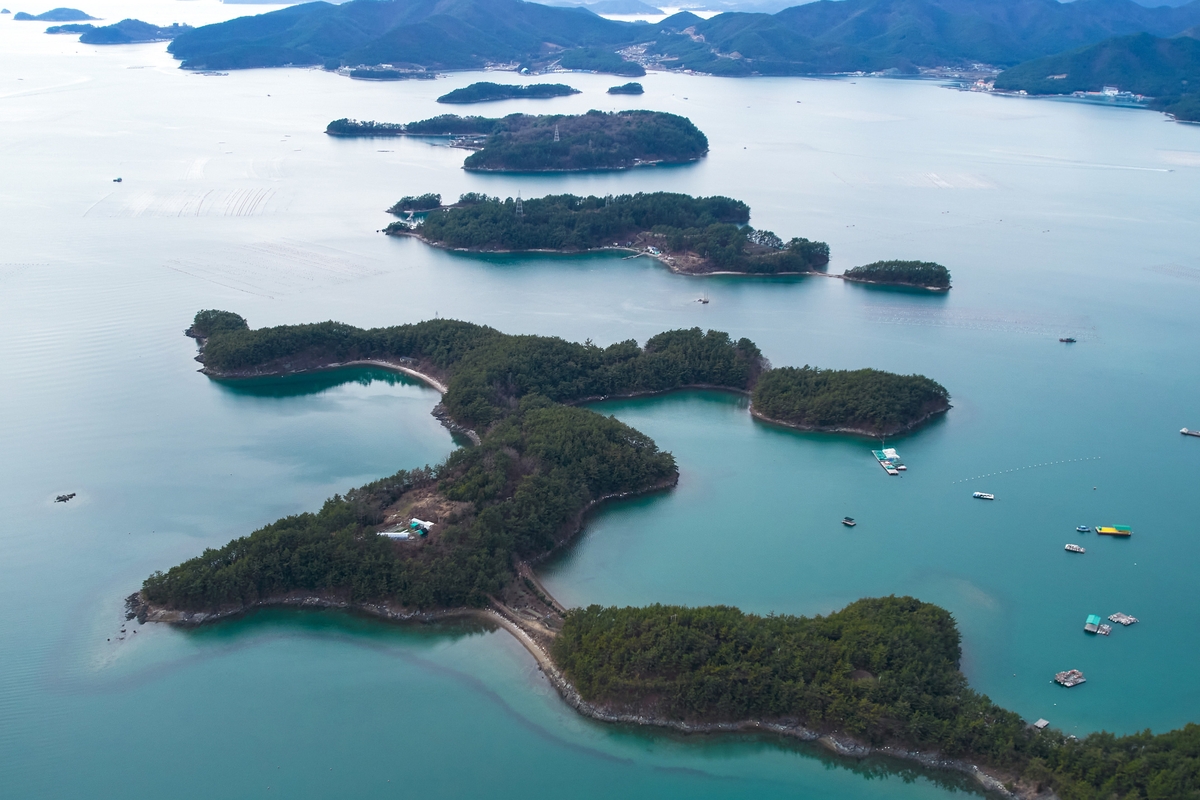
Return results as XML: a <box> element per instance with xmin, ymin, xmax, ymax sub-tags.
<box><xmin>326</xmin><ymin>111</ymin><xmax>707</xmax><ymax>171</ymax></box>
<box><xmin>129</xmin><ymin>311</ymin><xmax>1200</xmax><ymax>800</ymax></box>
<box><xmin>385</xmin><ymin>191</ymin><xmax>832</xmax><ymax>276</ymax></box>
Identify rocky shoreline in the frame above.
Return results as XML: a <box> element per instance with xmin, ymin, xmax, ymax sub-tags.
<box><xmin>384</xmin><ymin>228</ymin><xmax>823</xmax><ymax>278</ymax></box>
<box><xmin>748</xmin><ymin>402</ymin><xmax>950</xmax><ymax>439</ymax></box>
<box><xmin>128</xmin><ymin>578</ymin><xmax>1044</xmax><ymax>800</ymax></box>
<box><xmin>841</xmin><ymin>275</ymin><xmax>951</xmax><ymax>292</ymax></box>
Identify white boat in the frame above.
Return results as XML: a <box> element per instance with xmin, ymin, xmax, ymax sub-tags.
<box><xmin>1065</xmin><ymin>544</ymin><xmax>1085</xmax><ymax>554</ymax></box>
<box><xmin>972</xmin><ymin>492</ymin><xmax>995</xmax><ymax>500</ymax></box>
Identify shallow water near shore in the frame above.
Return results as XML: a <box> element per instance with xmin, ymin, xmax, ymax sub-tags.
<box><xmin>3</xmin><ymin>1</ymin><xmax>1200</xmax><ymax>797</ymax></box>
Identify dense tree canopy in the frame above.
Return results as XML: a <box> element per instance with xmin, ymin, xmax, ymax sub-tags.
<box><xmin>389</xmin><ymin>191</ymin><xmax>829</xmax><ymax>275</ymax></box>
<box><xmin>142</xmin><ymin>399</ymin><xmax>676</xmax><ymax>611</ymax></box>
<box><xmin>752</xmin><ymin>366</ymin><xmax>950</xmax><ymax>435</ymax></box>
<box><xmin>607</xmin><ymin>82</ymin><xmax>644</xmax><ymax>95</ymax></box>
<box><xmin>462</xmin><ymin>110</ymin><xmax>706</xmax><ymax>171</ymax></box>
<box><xmin>555</xmin><ymin>601</ymin><xmax>1200</xmax><ymax>798</ymax></box>
<box><xmin>326</xmin><ymin>111</ymin><xmax>706</xmax><ymax>171</ymax></box>
<box><xmin>387</xmin><ymin>193</ymin><xmax>442</xmax><ymax>214</ymax></box>
<box><xmin>437</xmin><ymin>82</ymin><xmax>580</xmax><ymax>104</ymax></box>
<box><xmin>843</xmin><ymin>260</ymin><xmax>951</xmax><ymax>289</ymax></box>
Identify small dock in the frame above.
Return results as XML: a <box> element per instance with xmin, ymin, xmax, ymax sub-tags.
<box><xmin>1055</xmin><ymin>669</ymin><xmax>1086</xmax><ymax>687</ymax></box>
<box><xmin>872</xmin><ymin>450</ymin><xmax>899</xmax><ymax>475</ymax></box>
<box><xmin>1084</xmin><ymin>614</ymin><xmax>1102</xmax><ymax>633</ymax></box>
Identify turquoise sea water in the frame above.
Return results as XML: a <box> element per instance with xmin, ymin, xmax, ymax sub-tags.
<box><xmin>3</xmin><ymin>2</ymin><xmax>1200</xmax><ymax>797</ymax></box>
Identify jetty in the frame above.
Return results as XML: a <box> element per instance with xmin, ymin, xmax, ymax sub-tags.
<box><xmin>872</xmin><ymin>450</ymin><xmax>899</xmax><ymax>475</ymax></box>
<box><xmin>1055</xmin><ymin>669</ymin><xmax>1086</xmax><ymax>687</ymax></box>
<box><xmin>1084</xmin><ymin>614</ymin><xmax>1102</xmax><ymax>633</ymax></box>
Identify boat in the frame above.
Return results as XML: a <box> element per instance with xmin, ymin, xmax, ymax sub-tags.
<box><xmin>1084</xmin><ymin>614</ymin><xmax>1102</xmax><ymax>633</ymax></box>
<box><xmin>872</xmin><ymin>450</ymin><xmax>899</xmax><ymax>475</ymax></box>
<box><xmin>1182</xmin><ymin>428</ymin><xmax>1200</xmax><ymax>438</ymax></box>
<box><xmin>1108</xmin><ymin>612</ymin><xmax>1138</xmax><ymax>626</ymax></box>
<box><xmin>1065</xmin><ymin>544</ymin><xmax>1085</xmax><ymax>553</ymax></box>
<box><xmin>882</xmin><ymin>447</ymin><xmax>906</xmax><ymax>471</ymax></box>
<box><xmin>842</xmin><ymin>517</ymin><xmax>856</xmax><ymax>527</ymax></box>
<box><xmin>1055</xmin><ymin>669</ymin><xmax>1086</xmax><ymax>687</ymax></box>
<box><xmin>1059</xmin><ymin>337</ymin><xmax>1076</xmax><ymax>343</ymax></box>
<box><xmin>972</xmin><ymin>492</ymin><xmax>995</xmax><ymax>500</ymax></box>
<box><xmin>1097</xmin><ymin>623</ymin><xmax>1113</xmax><ymax>636</ymax></box>
<box><xmin>1095</xmin><ymin>525</ymin><xmax>1132</xmax><ymax>536</ymax></box>
<box><xmin>113</xmin><ymin>177</ymin><xmax>122</xmax><ymax>183</ymax></box>
<box><xmin>1076</xmin><ymin>525</ymin><xmax>1090</xmax><ymax>533</ymax></box>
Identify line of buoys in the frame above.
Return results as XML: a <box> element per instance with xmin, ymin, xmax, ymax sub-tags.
<box><xmin>951</xmin><ymin>456</ymin><xmax>1101</xmax><ymax>484</ymax></box>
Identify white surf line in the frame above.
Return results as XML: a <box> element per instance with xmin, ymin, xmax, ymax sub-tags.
<box><xmin>951</xmin><ymin>456</ymin><xmax>1101</xmax><ymax>484</ymax></box>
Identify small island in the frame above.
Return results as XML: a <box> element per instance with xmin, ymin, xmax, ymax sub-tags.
<box><xmin>384</xmin><ymin>191</ymin><xmax>830</xmax><ymax>276</ymax></box>
<box><xmin>326</xmin><ymin>110</ymin><xmax>708</xmax><ymax>172</ymax></box>
<box><xmin>751</xmin><ymin>366</ymin><xmax>951</xmax><ymax>436</ymax></box>
<box><xmin>14</xmin><ymin>7</ymin><xmax>94</xmax><ymax>20</ymax></box>
<box><xmin>128</xmin><ymin>309</ymin><xmax>1200</xmax><ymax>800</ymax></box>
<box><xmin>842</xmin><ymin>260</ymin><xmax>951</xmax><ymax>290</ymax></box>
<box><xmin>437</xmin><ymin>82</ymin><xmax>581</xmax><ymax>104</ymax></box>
<box><xmin>607</xmin><ymin>82</ymin><xmax>644</xmax><ymax>95</ymax></box>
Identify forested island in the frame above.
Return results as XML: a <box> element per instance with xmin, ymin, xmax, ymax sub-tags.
<box><xmin>385</xmin><ymin>191</ymin><xmax>830</xmax><ymax>276</ymax></box>
<box><xmin>842</xmin><ymin>260</ymin><xmax>951</xmax><ymax>290</ymax></box>
<box><xmin>327</xmin><ymin>110</ymin><xmax>707</xmax><ymax>172</ymax></box>
<box><xmin>607</xmin><ymin>82</ymin><xmax>644</xmax><ymax>95</ymax></box>
<box><xmin>132</xmin><ymin>309</ymin><xmax>1200</xmax><ymax>800</ymax></box>
<box><xmin>437</xmin><ymin>82</ymin><xmax>580</xmax><ymax>104</ymax></box>
<box><xmin>751</xmin><ymin>366</ymin><xmax>951</xmax><ymax>436</ymax></box>
<box><xmin>13</xmin><ymin>7</ymin><xmax>93</xmax><ymax>20</ymax></box>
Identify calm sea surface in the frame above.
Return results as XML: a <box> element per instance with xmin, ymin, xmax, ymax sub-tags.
<box><xmin>3</xmin><ymin>2</ymin><xmax>1200</xmax><ymax>797</ymax></box>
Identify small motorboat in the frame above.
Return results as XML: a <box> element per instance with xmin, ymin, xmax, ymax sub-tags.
<box><xmin>1076</xmin><ymin>525</ymin><xmax>1090</xmax><ymax>533</ymax></box>
<box><xmin>972</xmin><ymin>492</ymin><xmax>995</xmax><ymax>500</ymax></box>
<box><xmin>841</xmin><ymin>517</ymin><xmax>856</xmax><ymax>527</ymax></box>
<box><xmin>113</xmin><ymin>177</ymin><xmax>122</xmax><ymax>183</ymax></box>
<box><xmin>1059</xmin><ymin>337</ymin><xmax>1076</xmax><ymax>343</ymax></box>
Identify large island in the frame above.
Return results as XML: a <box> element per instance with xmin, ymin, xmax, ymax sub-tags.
<box><xmin>326</xmin><ymin>110</ymin><xmax>708</xmax><ymax>172</ymax></box>
<box><xmin>385</xmin><ymin>191</ymin><xmax>831</xmax><ymax>276</ymax></box>
<box><xmin>129</xmin><ymin>310</ymin><xmax>1200</xmax><ymax>800</ymax></box>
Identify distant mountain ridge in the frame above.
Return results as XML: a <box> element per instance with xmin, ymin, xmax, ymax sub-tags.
<box><xmin>165</xmin><ymin>0</ymin><xmax>1200</xmax><ymax>75</ymax></box>
<box><xmin>648</xmin><ymin>0</ymin><xmax>1200</xmax><ymax>75</ymax></box>
<box><xmin>168</xmin><ymin>0</ymin><xmax>645</xmax><ymax>71</ymax></box>
<box><xmin>995</xmin><ymin>31</ymin><xmax>1200</xmax><ymax>96</ymax></box>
